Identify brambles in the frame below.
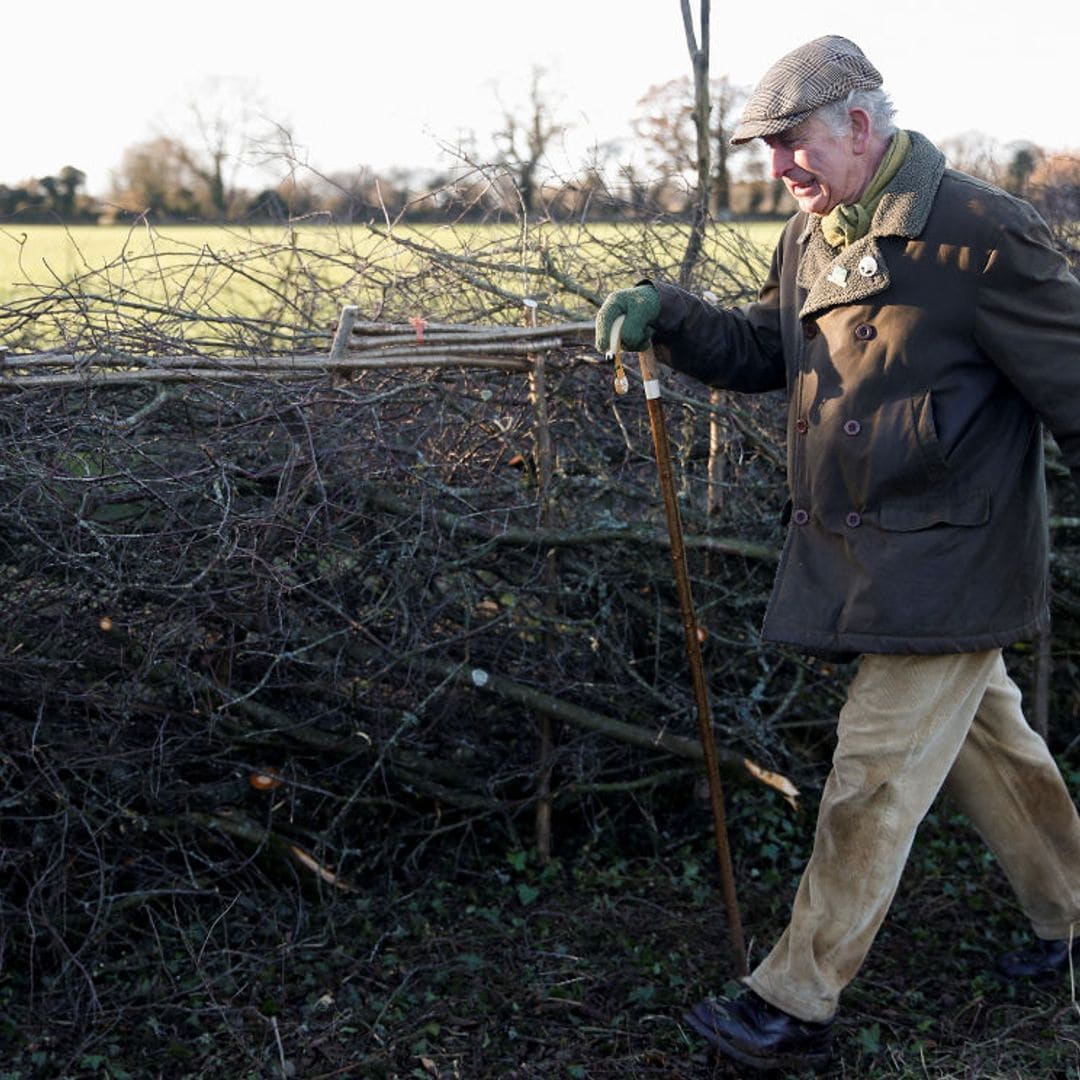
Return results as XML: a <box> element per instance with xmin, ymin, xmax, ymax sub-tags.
<box><xmin>1</xmin><ymin>216</ymin><xmax>1078</xmax><ymax>1077</ymax></box>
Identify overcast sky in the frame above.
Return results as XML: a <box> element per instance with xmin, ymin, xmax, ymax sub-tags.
<box><xmin>8</xmin><ymin>0</ymin><xmax>1077</xmax><ymax>197</ymax></box>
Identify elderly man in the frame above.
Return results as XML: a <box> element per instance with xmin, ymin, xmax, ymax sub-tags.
<box><xmin>595</xmin><ymin>35</ymin><xmax>1080</xmax><ymax>1072</ymax></box>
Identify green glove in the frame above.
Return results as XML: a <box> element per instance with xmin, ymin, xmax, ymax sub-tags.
<box><xmin>595</xmin><ymin>284</ymin><xmax>661</xmax><ymax>353</ymax></box>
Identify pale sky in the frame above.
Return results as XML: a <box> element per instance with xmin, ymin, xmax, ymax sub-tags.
<box><xmin>7</xmin><ymin>0</ymin><xmax>1078</xmax><ymax>198</ymax></box>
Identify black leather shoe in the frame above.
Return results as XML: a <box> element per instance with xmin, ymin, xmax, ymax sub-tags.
<box><xmin>683</xmin><ymin>990</ymin><xmax>833</xmax><ymax>1072</ymax></box>
<box><xmin>996</xmin><ymin>937</ymin><xmax>1080</xmax><ymax>980</ymax></box>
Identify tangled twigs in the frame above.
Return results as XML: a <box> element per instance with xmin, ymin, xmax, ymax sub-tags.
<box><xmin>2</xmin><ymin>218</ymin><xmax>1077</xmax><ymax>1069</ymax></box>
<box><xmin>0</xmin><ymin>344</ymin><xmax>796</xmax><ymax>1024</ymax></box>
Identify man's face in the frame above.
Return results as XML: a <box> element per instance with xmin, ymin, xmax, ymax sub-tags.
<box><xmin>764</xmin><ymin>114</ymin><xmax>864</xmax><ymax>215</ymax></box>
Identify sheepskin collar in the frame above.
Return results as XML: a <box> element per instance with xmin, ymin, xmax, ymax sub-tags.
<box><xmin>795</xmin><ymin>130</ymin><xmax>947</xmax><ymax>318</ymax></box>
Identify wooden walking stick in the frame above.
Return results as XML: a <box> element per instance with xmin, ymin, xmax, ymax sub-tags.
<box><xmin>609</xmin><ymin>314</ymin><xmax>747</xmax><ymax>975</ymax></box>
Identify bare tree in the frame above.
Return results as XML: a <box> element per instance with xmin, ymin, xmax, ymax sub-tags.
<box><xmin>107</xmin><ymin>135</ymin><xmax>203</xmax><ymax>218</ymax></box>
<box><xmin>107</xmin><ymin>77</ymin><xmax>284</xmax><ymax>221</ymax></box>
<box><xmin>633</xmin><ymin>74</ymin><xmax>747</xmax><ymax>217</ymax></box>
<box><xmin>492</xmin><ymin>66</ymin><xmax>568</xmax><ymax>218</ymax></box>
<box><xmin>178</xmin><ymin>76</ymin><xmax>281</xmax><ymax>220</ymax></box>
<box><xmin>678</xmin><ymin>0</ymin><xmax>711</xmax><ymax>285</ymax></box>
<box><xmin>711</xmin><ymin>76</ymin><xmax>747</xmax><ymax>215</ymax></box>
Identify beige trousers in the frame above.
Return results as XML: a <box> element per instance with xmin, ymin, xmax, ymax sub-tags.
<box><xmin>745</xmin><ymin>649</ymin><xmax>1080</xmax><ymax>1023</ymax></box>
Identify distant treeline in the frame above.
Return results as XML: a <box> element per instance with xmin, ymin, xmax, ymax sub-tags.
<box><xmin>0</xmin><ymin>165</ymin><xmax>795</xmax><ymax>227</ymax></box>
<box><xmin>3</xmin><ymin>136</ymin><xmax>1076</xmax><ymax>229</ymax></box>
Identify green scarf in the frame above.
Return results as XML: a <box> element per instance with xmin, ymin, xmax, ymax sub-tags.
<box><xmin>821</xmin><ymin>129</ymin><xmax>912</xmax><ymax>248</ymax></box>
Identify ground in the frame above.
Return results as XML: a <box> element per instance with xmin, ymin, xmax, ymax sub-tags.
<box><xmin>4</xmin><ymin>778</ymin><xmax>1079</xmax><ymax>1079</ymax></box>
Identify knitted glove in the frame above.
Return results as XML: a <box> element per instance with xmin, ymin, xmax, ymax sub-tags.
<box><xmin>594</xmin><ymin>284</ymin><xmax>661</xmax><ymax>353</ymax></box>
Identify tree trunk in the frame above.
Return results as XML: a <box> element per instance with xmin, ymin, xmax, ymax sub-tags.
<box><xmin>678</xmin><ymin>0</ymin><xmax>712</xmax><ymax>286</ymax></box>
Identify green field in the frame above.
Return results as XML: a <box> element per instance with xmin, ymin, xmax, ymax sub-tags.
<box><xmin>0</xmin><ymin>222</ymin><xmax>397</xmax><ymax>305</ymax></box>
<box><xmin>0</xmin><ymin>219</ymin><xmax>785</xmax><ymax>353</ymax></box>
<box><xmin>0</xmin><ymin>220</ymin><xmax>784</xmax><ymax>292</ymax></box>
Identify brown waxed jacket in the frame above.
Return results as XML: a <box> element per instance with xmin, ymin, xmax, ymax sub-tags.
<box><xmin>650</xmin><ymin>130</ymin><xmax>1080</xmax><ymax>655</ymax></box>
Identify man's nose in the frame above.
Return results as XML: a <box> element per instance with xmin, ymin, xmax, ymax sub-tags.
<box><xmin>770</xmin><ymin>146</ymin><xmax>793</xmax><ymax>179</ymax></box>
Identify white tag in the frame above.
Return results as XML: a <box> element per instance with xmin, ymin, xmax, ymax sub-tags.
<box><xmin>644</xmin><ymin>379</ymin><xmax>661</xmax><ymax>399</ymax></box>
<box><xmin>828</xmin><ymin>264</ymin><xmax>849</xmax><ymax>286</ymax></box>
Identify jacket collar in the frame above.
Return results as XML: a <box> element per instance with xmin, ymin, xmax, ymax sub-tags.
<box><xmin>795</xmin><ymin>130</ymin><xmax>947</xmax><ymax>318</ymax></box>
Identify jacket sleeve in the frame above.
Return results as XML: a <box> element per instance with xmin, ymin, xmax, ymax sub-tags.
<box><xmin>645</xmin><ymin>237</ymin><xmax>789</xmax><ymax>394</ymax></box>
<box><xmin>974</xmin><ymin>199</ymin><xmax>1080</xmax><ymax>478</ymax></box>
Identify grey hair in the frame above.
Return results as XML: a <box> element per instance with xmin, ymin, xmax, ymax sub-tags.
<box><xmin>814</xmin><ymin>88</ymin><xmax>897</xmax><ymax>139</ymax></box>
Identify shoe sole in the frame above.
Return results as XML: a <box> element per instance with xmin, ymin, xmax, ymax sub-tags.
<box><xmin>682</xmin><ymin>1009</ymin><xmax>832</xmax><ymax>1073</ymax></box>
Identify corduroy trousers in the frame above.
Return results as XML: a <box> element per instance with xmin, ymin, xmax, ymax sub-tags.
<box><xmin>744</xmin><ymin>649</ymin><xmax>1080</xmax><ymax>1023</ymax></box>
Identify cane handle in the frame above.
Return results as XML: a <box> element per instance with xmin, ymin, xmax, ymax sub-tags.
<box><xmin>607</xmin><ymin>314</ymin><xmax>629</xmax><ymax>394</ymax></box>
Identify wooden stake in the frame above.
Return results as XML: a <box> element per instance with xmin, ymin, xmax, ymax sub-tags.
<box><xmin>526</xmin><ymin>298</ymin><xmax>558</xmax><ymax>863</ymax></box>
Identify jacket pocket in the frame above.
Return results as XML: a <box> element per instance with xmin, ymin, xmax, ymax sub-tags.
<box><xmin>879</xmin><ymin>489</ymin><xmax>990</xmax><ymax>532</ymax></box>
<box><xmin>819</xmin><ymin>389</ymin><xmax>948</xmax><ymax>504</ymax></box>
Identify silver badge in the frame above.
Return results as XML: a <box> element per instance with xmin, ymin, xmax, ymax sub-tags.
<box><xmin>858</xmin><ymin>255</ymin><xmax>878</xmax><ymax>277</ymax></box>
<box><xmin>828</xmin><ymin>264</ymin><xmax>849</xmax><ymax>286</ymax></box>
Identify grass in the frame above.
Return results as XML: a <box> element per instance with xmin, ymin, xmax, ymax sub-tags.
<box><xmin>0</xmin><ymin>222</ymin><xmax>385</xmax><ymax>319</ymax></box>
<box><xmin>0</xmin><ymin>217</ymin><xmax>784</xmax><ymax>357</ymax></box>
<box><xmin>0</xmin><ymin>219</ymin><xmax>785</xmax><ymax>314</ymax></box>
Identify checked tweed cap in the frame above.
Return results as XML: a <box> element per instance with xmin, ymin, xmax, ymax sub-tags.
<box><xmin>731</xmin><ymin>35</ymin><xmax>882</xmax><ymax>144</ymax></box>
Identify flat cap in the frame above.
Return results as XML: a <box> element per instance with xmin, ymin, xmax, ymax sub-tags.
<box><xmin>731</xmin><ymin>35</ymin><xmax>882</xmax><ymax>144</ymax></box>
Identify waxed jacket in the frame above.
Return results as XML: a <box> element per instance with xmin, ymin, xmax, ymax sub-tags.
<box><xmin>650</xmin><ymin>130</ymin><xmax>1080</xmax><ymax>655</ymax></box>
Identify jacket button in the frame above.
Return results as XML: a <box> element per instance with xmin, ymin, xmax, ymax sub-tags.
<box><xmin>792</xmin><ymin>508</ymin><xmax>810</xmax><ymax>526</ymax></box>
<box><xmin>846</xmin><ymin>511</ymin><xmax>862</xmax><ymax>528</ymax></box>
<box><xmin>854</xmin><ymin>323</ymin><xmax>876</xmax><ymax>341</ymax></box>
<box><xmin>843</xmin><ymin>419</ymin><xmax>862</xmax><ymax>436</ymax></box>
<box><xmin>802</xmin><ymin>322</ymin><xmax>818</xmax><ymax>339</ymax></box>
<box><xmin>795</xmin><ymin>417</ymin><xmax>809</xmax><ymax>434</ymax></box>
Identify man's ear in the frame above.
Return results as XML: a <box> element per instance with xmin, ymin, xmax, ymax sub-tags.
<box><xmin>849</xmin><ymin>108</ymin><xmax>872</xmax><ymax>153</ymax></box>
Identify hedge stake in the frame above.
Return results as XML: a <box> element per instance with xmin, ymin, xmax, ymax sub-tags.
<box><xmin>608</xmin><ymin>314</ymin><xmax>747</xmax><ymax>975</ymax></box>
